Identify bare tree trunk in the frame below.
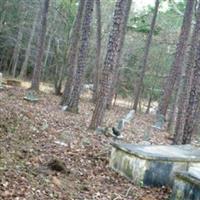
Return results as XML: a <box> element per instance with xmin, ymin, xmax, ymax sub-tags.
<box><xmin>167</xmin><ymin>79</ymin><xmax>181</xmax><ymax>134</ymax></box>
<box><xmin>42</xmin><ymin>12</ymin><xmax>58</xmax><ymax>80</ymax></box>
<box><xmin>106</xmin><ymin>70</ymin><xmax>120</xmax><ymax>109</ymax></box>
<box><xmin>181</xmin><ymin>9</ymin><xmax>200</xmax><ymax>144</ymax></box>
<box><xmin>55</xmin><ymin>64</ymin><xmax>65</xmax><ymax>95</ymax></box>
<box><xmin>42</xmin><ymin>32</ymin><xmax>55</xmax><ymax>81</ymax></box>
<box><xmin>106</xmin><ymin>0</ymin><xmax>132</xmax><ymax>109</ymax></box>
<box><xmin>31</xmin><ymin>0</ymin><xmax>49</xmax><ymax>91</ymax></box>
<box><xmin>133</xmin><ymin>0</ymin><xmax>160</xmax><ymax>111</ymax></box>
<box><xmin>173</xmin><ymin>1</ymin><xmax>200</xmax><ymax>144</ymax></box>
<box><xmin>19</xmin><ymin>9</ymin><xmax>39</xmax><ymax>79</ymax></box>
<box><xmin>89</xmin><ymin>0</ymin><xmax>132</xmax><ymax>129</ymax></box>
<box><xmin>145</xmin><ymin>96</ymin><xmax>152</xmax><ymax>114</ymax></box>
<box><xmin>158</xmin><ymin>0</ymin><xmax>195</xmax><ymax>117</ymax></box>
<box><xmin>92</xmin><ymin>0</ymin><xmax>102</xmax><ymax>102</ymax></box>
<box><xmin>167</xmin><ymin>101</ymin><xmax>176</xmax><ymax>133</ymax></box>
<box><xmin>145</xmin><ymin>85</ymin><xmax>156</xmax><ymax>114</ymax></box>
<box><xmin>11</xmin><ymin>26</ymin><xmax>23</xmax><ymax>77</ymax></box>
<box><xmin>2</xmin><ymin>50</ymin><xmax>10</xmax><ymax>73</ymax></box>
<box><xmin>0</xmin><ymin>49</ymin><xmax>5</xmax><ymax>71</ymax></box>
<box><xmin>67</xmin><ymin>0</ymin><xmax>94</xmax><ymax>113</ymax></box>
<box><xmin>53</xmin><ymin>39</ymin><xmax>62</xmax><ymax>95</ymax></box>
<box><xmin>182</xmin><ymin>58</ymin><xmax>200</xmax><ymax>144</ymax></box>
<box><xmin>52</xmin><ymin>38</ymin><xmax>67</xmax><ymax>95</ymax></box>
<box><xmin>60</xmin><ymin>0</ymin><xmax>86</xmax><ymax>106</ymax></box>
<box><xmin>0</xmin><ymin>8</ymin><xmax>6</xmax><ymax>33</ymax></box>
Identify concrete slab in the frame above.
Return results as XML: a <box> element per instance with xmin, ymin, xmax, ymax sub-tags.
<box><xmin>171</xmin><ymin>169</ymin><xmax>200</xmax><ymax>200</ymax></box>
<box><xmin>112</xmin><ymin>143</ymin><xmax>200</xmax><ymax>162</ymax></box>
<box><xmin>189</xmin><ymin>167</ymin><xmax>200</xmax><ymax>180</ymax></box>
<box><xmin>24</xmin><ymin>91</ymin><xmax>39</xmax><ymax>102</ymax></box>
<box><xmin>110</xmin><ymin>143</ymin><xmax>200</xmax><ymax>187</ymax></box>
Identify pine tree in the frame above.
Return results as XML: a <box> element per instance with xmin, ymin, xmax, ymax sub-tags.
<box><xmin>60</xmin><ymin>0</ymin><xmax>86</xmax><ymax>106</ymax></box>
<box><xmin>67</xmin><ymin>0</ymin><xmax>95</xmax><ymax>112</ymax></box>
<box><xmin>89</xmin><ymin>0</ymin><xmax>132</xmax><ymax>129</ymax></box>
<box><xmin>158</xmin><ymin>0</ymin><xmax>195</xmax><ymax>117</ymax></box>
<box><xmin>133</xmin><ymin>0</ymin><xmax>160</xmax><ymax>111</ymax></box>
<box><xmin>31</xmin><ymin>0</ymin><xmax>50</xmax><ymax>91</ymax></box>
<box><xmin>92</xmin><ymin>0</ymin><xmax>102</xmax><ymax>103</ymax></box>
<box><xmin>173</xmin><ymin>0</ymin><xmax>200</xmax><ymax>144</ymax></box>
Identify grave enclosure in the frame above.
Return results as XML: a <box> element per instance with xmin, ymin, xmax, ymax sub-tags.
<box><xmin>171</xmin><ymin>168</ymin><xmax>200</xmax><ymax>200</ymax></box>
<box><xmin>110</xmin><ymin>143</ymin><xmax>200</xmax><ymax>188</ymax></box>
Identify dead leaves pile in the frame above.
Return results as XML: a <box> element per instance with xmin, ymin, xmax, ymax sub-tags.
<box><xmin>0</xmin><ymin>87</ymin><xmax>171</xmax><ymax>199</ymax></box>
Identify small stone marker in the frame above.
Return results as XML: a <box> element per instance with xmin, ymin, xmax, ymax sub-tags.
<box><xmin>110</xmin><ymin>143</ymin><xmax>200</xmax><ymax>187</ymax></box>
<box><xmin>152</xmin><ymin>114</ymin><xmax>165</xmax><ymax>130</ymax></box>
<box><xmin>123</xmin><ymin>109</ymin><xmax>135</xmax><ymax>123</ymax></box>
<box><xmin>54</xmin><ymin>140</ymin><xmax>67</xmax><ymax>147</ymax></box>
<box><xmin>6</xmin><ymin>79</ymin><xmax>21</xmax><ymax>87</ymax></box>
<box><xmin>112</xmin><ymin>110</ymin><xmax>135</xmax><ymax>138</ymax></box>
<box><xmin>116</xmin><ymin>110</ymin><xmax>135</xmax><ymax>130</ymax></box>
<box><xmin>61</xmin><ymin>105</ymin><xmax>68</xmax><ymax>111</ymax></box>
<box><xmin>24</xmin><ymin>90</ymin><xmax>39</xmax><ymax>102</ymax></box>
<box><xmin>171</xmin><ymin>167</ymin><xmax>200</xmax><ymax>200</ymax></box>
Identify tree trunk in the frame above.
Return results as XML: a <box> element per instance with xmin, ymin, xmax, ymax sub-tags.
<box><xmin>133</xmin><ymin>0</ymin><xmax>160</xmax><ymax>111</ymax></box>
<box><xmin>106</xmin><ymin>0</ymin><xmax>132</xmax><ymax>109</ymax></box>
<box><xmin>42</xmin><ymin>12</ymin><xmax>58</xmax><ymax>80</ymax></box>
<box><xmin>106</xmin><ymin>70</ymin><xmax>120</xmax><ymax>109</ymax></box>
<box><xmin>52</xmin><ymin>38</ymin><xmax>67</xmax><ymax>96</ymax></box>
<box><xmin>19</xmin><ymin>9</ymin><xmax>39</xmax><ymax>79</ymax></box>
<box><xmin>158</xmin><ymin>0</ymin><xmax>195</xmax><ymax>117</ymax></box>
<box><xmin>92</xmin><ymin>0</ymin><xmax>102</xmax><ymax>103</ymax></box>
<box><xmin>10</xmin><ymin>5</ymin><xmax>27</xmax><ymax>77</ymax></box>
<box><xmin>0</xmin><ymin>8</ymin><xmax>6</xmax><ymax>33</ymax></box>
<box><xmin>67</xmin><ymin>0</ymin><xmax>95</xmax><ymax>113</ymax></box>
<box><xmin>145</xmin><ymin>96</ymin><xmax>152</xmax><ymax>114</ymax></box>
<box><xmin>11</xmin><ymin>26</ymin><xmax>23</xmax><ymax>77</ymax></box>
<box><xmin>167</xmin><ymin>82</ymin><xmax>179</xmax><ymax>133</ymax></box>
<box><xmin>31</xmin><ymin>0</ymin><xmax>49</xmax><ymax>91</ymax></box>
<box><xmin>182</xmin><ymin>60</ymin><xmax>200</xmax><ymax>144</ymax></box>
<box><xmin>167</xmin><ymin>101</ymin><xmax>176</xmax><ymax>132</ymax></box>
<box><xmin>60</xmin><ymin>0</ymin><xmax>86</xmax><ymax>106</ymax></box>
<box><xmin>42</xmin><ymin>32</ymin><xmax>55</xmax><ymax>80</ymax></box>
<box><xmin>181</xmin><ymin>8</ymin><xmax>200</xmax><ymax>144</ymax></box>
<box><xmin>173</xmin><ymin>1</ymin><xmax>200</xmax><ymax>144</ymax></box>
<box><xmin>89</xmin><ymin>0</ymin><xmax>132</xmax><ymax>129</ymax></box>
<box><xmin>145</xmin><ymin>86</ymin><xmax>156</xmax><ymax>114</ymax></box>
<box><xmin>0</xmin><ymin>49</ymin><xmax>5</xmax><ymax>71</ymax></box>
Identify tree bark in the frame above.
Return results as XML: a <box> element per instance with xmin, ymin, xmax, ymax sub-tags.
<box><xmin>19</xmin><ymin>9</ymin><xmax>39</xmax><ymax>79</ymax></box>
<box><xmin>11</xmin><ymin>26</ymin><xmax>23</xmax><ymax>77</ymax></box>
<box><xmin>133</xmin><ymin>0</ymin><xmax>160</xmax><ymax>112</ymax></box>
<box><xmin>31</xmin><ymin>0</ymin><xmax>50</xmax><ymax>91</ymax></box>
<box><xmin>10</xmin><ymin>4</ymin><xmax>27</xmax><ymax>77</ymax></box>
<box><xmin>158</xmin><ymin>0</ymin><xmax>195</xmax><ymax>117</ymax></box>
<box><xmin>106</xmin><ymin>70</ymin><xmax>120</xmax><ymax>109</ymax></box>
<box><xmin>92</xmin><ymin>0</ymin><xmax>102</xmax><ymax>103</ymax></box>
<box><xmin>89</xmin><ymin>0</ymin><xmax>132</xmax><ymax>129</ymax></box>
<box><xmin>67</xmin><ymin>0</ymin><xmax>94</xmax><ymax>113</ymax></box>
<box><xmin>173</xmin><ymin>1</ymin><xmax>200</xmax><ymax>144</ymax></box>
<box><xmin>42</xmin><ymin>11</ymin><xmax>58</xmax><ymax>80</ymax></box>
<box><xmin>181</xmin><ymin>4</ymin><xmax>200</xmax><ymax>144</ymax></box>
<box><xmin>60</xmin><ymin>0</ymin><xmax>86</xmax><ymax>106</ymax></box>
<box><xmin>106</xmin><ymin>0</ymin><xmax>132</xmax><ymax>109</ymax></box>
<box><xmin>182</xmin><ymin>57</ymin><xmax>200</xmax><ymax>144</ymax></box>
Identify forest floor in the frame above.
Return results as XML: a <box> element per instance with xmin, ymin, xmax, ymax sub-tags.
<box><xmin>0</xmin><ymin>83</ymin><xmax>176</xmax><ymax>200</ymax></box>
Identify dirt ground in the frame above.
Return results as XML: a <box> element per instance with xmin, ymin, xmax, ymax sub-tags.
<box><xmin>0</xmin><ymin>84</ymin><xmax>174</xmax><ymax>200</ymax></box>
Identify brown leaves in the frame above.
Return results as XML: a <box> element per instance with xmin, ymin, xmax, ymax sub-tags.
<box><xmin>52</xmin><ymin>176</ymin><xmax>61</xmax><ymax>188</ymax></box>
<box><xmin>0</xmin><ymin>87</ymin><xmax>171</xmax><ymax>199</ymax></box>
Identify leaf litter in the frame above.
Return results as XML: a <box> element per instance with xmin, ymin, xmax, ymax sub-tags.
<box><xmin>0</xmin><ymin>86</ymin><xmax>172</xmax><ymax>200</ymax></box>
